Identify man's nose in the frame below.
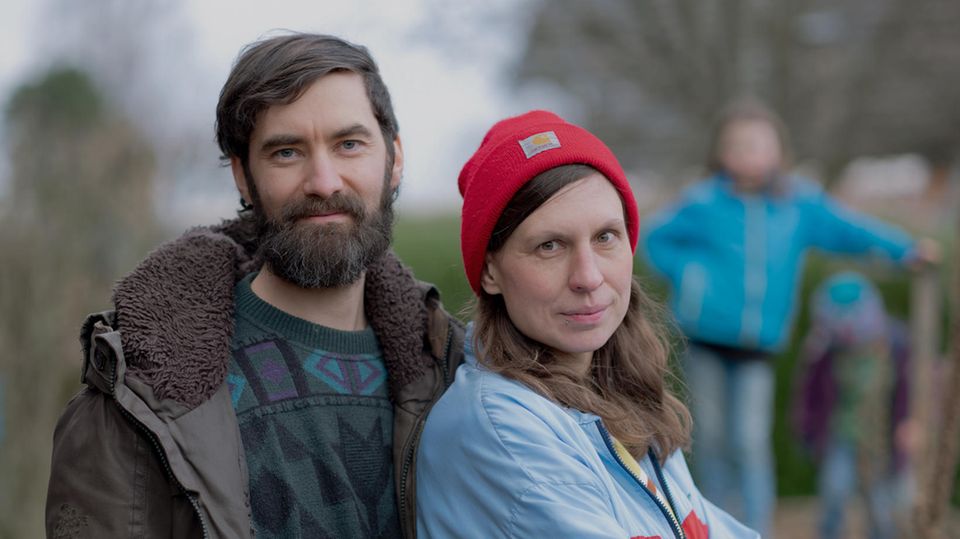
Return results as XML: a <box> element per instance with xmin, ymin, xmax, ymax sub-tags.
<box><xmin>303</xmin><ymin>153</ymin><xmax>344</xmax><ymax>198</ymax></box>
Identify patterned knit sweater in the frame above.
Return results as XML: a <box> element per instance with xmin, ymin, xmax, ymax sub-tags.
<box><xmin>229</xmin><ymin>273</ymin><xmax>400</xmax><ymax>538</ymax></box>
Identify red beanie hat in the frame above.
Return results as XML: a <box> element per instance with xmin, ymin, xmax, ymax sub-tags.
<box><xmin>458</xmin><ymin>110</ymin><xmax>639</xmax><ymax>294</ymax></box>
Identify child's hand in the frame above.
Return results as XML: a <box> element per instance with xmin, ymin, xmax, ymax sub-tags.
<box><xmin>908</xmin><ymin>237</ymin><xmax>942</xmax><ymax>270</ymax></box>
<box><xmin>896</xmin><ymin>419</ymin><xmax>923</xmax><ymax>457</ymax></box>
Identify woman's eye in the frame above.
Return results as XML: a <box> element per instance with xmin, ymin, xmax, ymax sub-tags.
<box><xmin>539</xmin><ymin>240</ymin><xmax>558</xmax><ymax>252</ymax></box>
<box><xmin>597</xmin><ymin>230</ymin><xmax>621</xmax><ymax>245</ymax></box>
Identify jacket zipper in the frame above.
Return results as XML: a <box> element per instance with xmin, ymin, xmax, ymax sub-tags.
<box><xmin>740</xmin><ymin>197</ymin><xmax>767</xmax><ymax>346</ymax></box>
<box><xmin>596</xmin><ymin>423</ymin><xmax>686</xmax><ymax>539</ymax></box>
<box><xmin>397</xmin><ymin>323</ymin><xmax>455</xmax><ymax>538</ymax></box>
<box><xmin>104</xmin><ymin>355</ymin><xmax>211</xmax><ymax>539</ymax></box>
<box><xmin>398</xmin><ymin>418</ymin><xmax>427</xmax><ymax>538</ymax></box>
<box><xmin>439</xmin><ymin>323</ymin><xmax>455</xmax><ymax>385</ymax></box>
<box><xmin>650</xmin><ymin>446</ymin><xmax>686</xmax><ymax>539</ymax></box>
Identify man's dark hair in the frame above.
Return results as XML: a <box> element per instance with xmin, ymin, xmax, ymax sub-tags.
<box><xmin>215</xmin><ymin>32</ymin><xmax>399</xmax><ymax>167</ymax></box>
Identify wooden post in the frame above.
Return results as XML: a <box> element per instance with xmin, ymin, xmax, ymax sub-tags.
<box><xmin>911</xmin><ymin>263</ymin><xmax>943</xmax><ymax>537</ymax></box>
<box><xmin>910</xmin><ymin>218</ymin><xmax>960</xmax><ymax>538</ymax></box>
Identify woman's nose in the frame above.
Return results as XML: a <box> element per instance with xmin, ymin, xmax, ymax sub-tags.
<box><xmin>569</xmin><ymin>248</ymin><xmax>603</xmax><ymax>292</ymax></box>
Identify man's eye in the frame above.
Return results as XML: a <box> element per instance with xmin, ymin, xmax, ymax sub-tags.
<box><xmin>275</xmin><ymin>148</ymin><xmax>296</xmax><ymax>159</ymax></box>
<box><xmin>341</xmin><ymin>140</ymin><xmax>360</xmax><ymax>151</ymax></box>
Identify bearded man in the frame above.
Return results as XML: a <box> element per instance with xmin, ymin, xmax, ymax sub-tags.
<box><xmin>46</xmin><ymin>33</ymin><xmax>464</xmax><ymax>539</ymax></box>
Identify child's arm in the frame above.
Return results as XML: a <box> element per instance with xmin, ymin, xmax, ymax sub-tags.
<box><xmin>642</xmin><ymin>201</ymin><xmax>705</xmax><ymax>279</ymax></box>
<box><xmin>803</xmin><ymin>190</ymin><xmax>916</xmax><ymax>264</ymax></box>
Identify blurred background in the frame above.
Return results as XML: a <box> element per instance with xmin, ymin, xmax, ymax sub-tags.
<box><xmin>0</xmin><ymin>0</ymin><xmax>957</xmax><ymax>537</ymax></box>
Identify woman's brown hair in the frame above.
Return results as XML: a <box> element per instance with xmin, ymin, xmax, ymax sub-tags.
<box><xmin>474</xmin><ymin>164</ymin><xmax>691</xmax><ymax>461</ymax></box>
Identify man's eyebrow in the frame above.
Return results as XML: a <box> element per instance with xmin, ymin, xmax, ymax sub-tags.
<box><xmin>259</xmin><ymin>134</ymin><xmax>304</xmax><ymax>152</ymax></box>
<box><xmin>331</xmin><ymin>123</ymin><xmax>375</xmax><ymax>140</ymax></box>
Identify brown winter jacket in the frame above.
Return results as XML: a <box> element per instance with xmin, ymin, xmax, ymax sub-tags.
<box><xmin>45</xmin><ymin>218</ymin><xmax>464</xmax><ymax>539</ymax></box>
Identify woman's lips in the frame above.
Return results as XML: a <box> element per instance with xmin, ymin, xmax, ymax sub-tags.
<box><xmin>561</xmin><ymin>305</ymin><xmax>608</xmax><ymax>324</ymax></box>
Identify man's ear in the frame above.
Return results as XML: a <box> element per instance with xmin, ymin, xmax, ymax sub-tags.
<box><xmin>230</xmin><ymin>156</ymin><xmax>251</xmax><ymax>207</ymax></box>
<box><xmin>480</xmin><ymin>254</ymin><xmax>502</xmax><ymax>295</ymax></box>
<box><xmin>389</xmin><ymin>136</ymin><xmax>404</xmax><ymax>190</ymax></box>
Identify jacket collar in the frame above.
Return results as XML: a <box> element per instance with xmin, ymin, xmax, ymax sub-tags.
<box><xmin>713</xmin><ymin>171</ymin><xmax>795</xmax><ymax>200</ymax></box>
<box><xmin>111</xmin><ymin>217</ymin><xmax>430</xmax><ymax>408</ymax></box>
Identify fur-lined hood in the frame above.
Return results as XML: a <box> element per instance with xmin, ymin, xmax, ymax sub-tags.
<box><xmin>110</xmin><ymin>217</ymin><xmax>431</xmax><ymax>409</ymax></box>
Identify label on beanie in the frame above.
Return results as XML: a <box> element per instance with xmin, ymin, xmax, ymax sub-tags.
<box><xmin>519</xmin><ymin>131</ymin><xmax>561</xmax><ymax>159</ymax></box>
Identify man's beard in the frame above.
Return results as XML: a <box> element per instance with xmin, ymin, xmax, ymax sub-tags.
<box><xmin>250</xmin><ymin>171</ymin><xmax>395</xmax><ymax>289</ymax></box>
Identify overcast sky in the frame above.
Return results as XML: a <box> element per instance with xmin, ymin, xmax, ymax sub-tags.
<box><xmin>0</xmin><ymin>0</ymin><xmax>548</xmax><ymax>225</ymax></box>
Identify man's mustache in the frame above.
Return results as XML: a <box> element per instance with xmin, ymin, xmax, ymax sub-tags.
<box><xmin>277</xmin><ymin>193</ymin><xmax>366</xmax><ymax>224</ymax></box>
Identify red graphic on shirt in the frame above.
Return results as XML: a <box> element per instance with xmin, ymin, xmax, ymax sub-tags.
<box><xmin>628</xmin><ymin>510</ymin><xmax>708</xmax><ymax>539</ymax></box>
<box><xmin>682</xmin><ymin>510</ymin><xmax>709</xmax><ymax>539</ymax></box>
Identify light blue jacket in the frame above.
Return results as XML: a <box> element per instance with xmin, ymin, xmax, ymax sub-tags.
<box><xmin>416</xmin><ymin>338</ymin><xmax>758</xmax><ymax>538</ymax></box>
<box><xmin>642</xmin><ymin>174</ymin><xmax>915</xmax><ymax>352</ymax></box>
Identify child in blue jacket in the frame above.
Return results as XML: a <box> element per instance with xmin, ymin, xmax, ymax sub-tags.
<box><xmin>642</xmin><ymin>99</ymin><xmax>930</xmax><ymax>536</ymax></box>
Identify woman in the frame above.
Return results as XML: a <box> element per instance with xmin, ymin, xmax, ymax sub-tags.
<box><xmin>416</xmin><ymin>110</ymin><xmax>757</xmax><ymax>538</ymax></box>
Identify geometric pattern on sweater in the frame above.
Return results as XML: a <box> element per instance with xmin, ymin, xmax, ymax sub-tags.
<box><xmin>230</xmin><ymin>339</ymin><xmax>388</xmax><ymax>413</ymax></box>
<box><xmin>227</xmin><ymin>372</ymin><xmax>246</xmax><ymax>408</ymax></box>
<box><xmin>229</xmin><ymin>333</ymin><xmax>400</xmax><ymax>539</ymax></box>
<box><xmin>304</xmin><ymin>351</ymin><xmax>387</xmax><ymax>396</ymax></box>
<box><xmin>241</xmin><ymin>413</ymin><xmax>396</xmax><ymax>538</ymax></box>
<box><xmin>228</xmin><ymin>272</ymin><xmax>400</xmax><ymax>538</ymax></box>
